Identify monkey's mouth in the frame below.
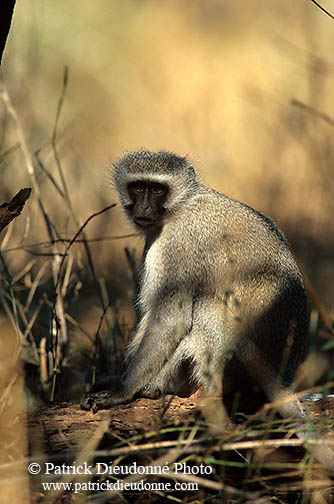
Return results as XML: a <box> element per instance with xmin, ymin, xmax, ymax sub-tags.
<box><xmin>133</xmin><ymin>217</ymin><xmax>156</xmax><ymax>228</ymax></box>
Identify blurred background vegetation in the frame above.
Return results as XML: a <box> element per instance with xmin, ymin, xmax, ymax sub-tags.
<box><xmin>0</xmin><ymin>0</ymin><xmax>333</xmax><ymax>484</ymax></box>
<box><xmin>2</xmin><ymin>0</ymin><xmax>334</xmax><ymax>286</ymax></box>
<box><xmin>1</xmin><ymin>0</ymin><xmax>333</xmax><ymax>392</ymax></box>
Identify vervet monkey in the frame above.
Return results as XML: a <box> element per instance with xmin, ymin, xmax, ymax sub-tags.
<box><xmin>81</xmin><ymin>149</ymin><xmax>334</xmax><ymax>469</ymax></box>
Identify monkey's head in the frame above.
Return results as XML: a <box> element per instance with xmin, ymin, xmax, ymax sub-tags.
<box><xmin>113</xmin><ymin>149</ymin><xmax>199</xmax><ymax>231</ymax></box>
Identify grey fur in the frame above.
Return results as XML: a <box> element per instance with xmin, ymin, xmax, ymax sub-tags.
<box><xmin>111</xmin><ymin>149</ymin><xmax>310</xmax><ymax>405</ymax></box>
<box><xmin>81</xmin><ymin>149</ymin><xmax>334</xmax><ymax>471</ymax></box>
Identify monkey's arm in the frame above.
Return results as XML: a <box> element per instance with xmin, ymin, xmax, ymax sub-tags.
<box><xmin>81</xmin><ymin>290</ymin><xmax>193</xmax><ymax>412</ymax></box>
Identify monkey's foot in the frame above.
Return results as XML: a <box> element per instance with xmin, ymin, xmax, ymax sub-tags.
<box><xmin>139</xmin><ymin>385</ymin><xmax>162</xmax><ymax>399</ymax></box>
<box><xmin>80</xmin><ymin>390</ymin><xmax>131</xmax><ymax>412</ymax></box>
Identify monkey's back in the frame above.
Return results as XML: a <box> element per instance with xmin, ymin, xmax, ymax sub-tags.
<box><xmin>161</xmin><ymin>187</ymin><xmax>310</xmax><ymax>387</ymax></box>
<box><xmin>165</xmin><ymin>187</ymin><xmax>302</xmax><ymax>289</ymax></box>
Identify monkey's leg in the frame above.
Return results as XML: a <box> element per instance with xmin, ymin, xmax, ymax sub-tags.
<box><xmin>81</xmin><ymin>300</ymin><xmax>193</xmax><ymax>411</ymax></box>
<box><xmin>82</xmin><ymin>349</ymin><xmax>188</xmax><ymax>411</ymax></box>
<box><xmin>140</xmin><ymin>338</ymin><xmax>194</xmax><ymax>398</ymax></box>
<box><xmin>190</xmin><ymin>341</ymin><xmax>224</xmax><ymax>398</ymax></box>
<box><xmin>142</xmin><ymin>330</ymin><xmax>225</xmax><ymax>400</ymax></box>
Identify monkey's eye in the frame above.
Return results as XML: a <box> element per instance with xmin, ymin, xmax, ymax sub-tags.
<box><xmin>132</xmin><ymin>186</ymin><xmax>145</xmax><ymax>194</ymax></box>
<box><xmin>128</xmin><ymin>181</ymin><xmax>167</xmax><ymax>197</ymax></box>
<box><xmin>128</xmin><ymin>182</ymin><xmax>146</xmax><ymax>195</ymax></box>
<box><xmin>152</xmin><ymin>187</ymin><xmax>164</xmax><ymax>195</ymax></box>
<box><xmin>151</xmin><ymin>183</ymin><xmax>167</xmax><ymax>195</ymax></box>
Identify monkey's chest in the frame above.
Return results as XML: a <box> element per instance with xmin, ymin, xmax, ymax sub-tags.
<box><xmin>139</xmin><ymin>243</ymin><xmax>165</xmax><ymax>308</ymax></box>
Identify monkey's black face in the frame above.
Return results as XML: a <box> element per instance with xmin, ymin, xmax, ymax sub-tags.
<box><xmin>126</xmin><ymin>181</ymin><xmax>169</xmax><ymax>229</ymax></box>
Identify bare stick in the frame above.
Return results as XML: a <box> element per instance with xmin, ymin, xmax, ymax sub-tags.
<box><xmin>0</xmin><ymin>188</ymin><xmax>31</xmax><ymax>233</ymax></box>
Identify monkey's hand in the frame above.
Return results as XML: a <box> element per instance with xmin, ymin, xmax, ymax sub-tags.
<box><xmin>80</xmin><ymin>376</ymin><xmax>132</xmax><ymax>412</ymax></box>
<box><xmin>80</xmin><ymin>390</ymin><xmax>115</xmax><ymax>412</ymax></box>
